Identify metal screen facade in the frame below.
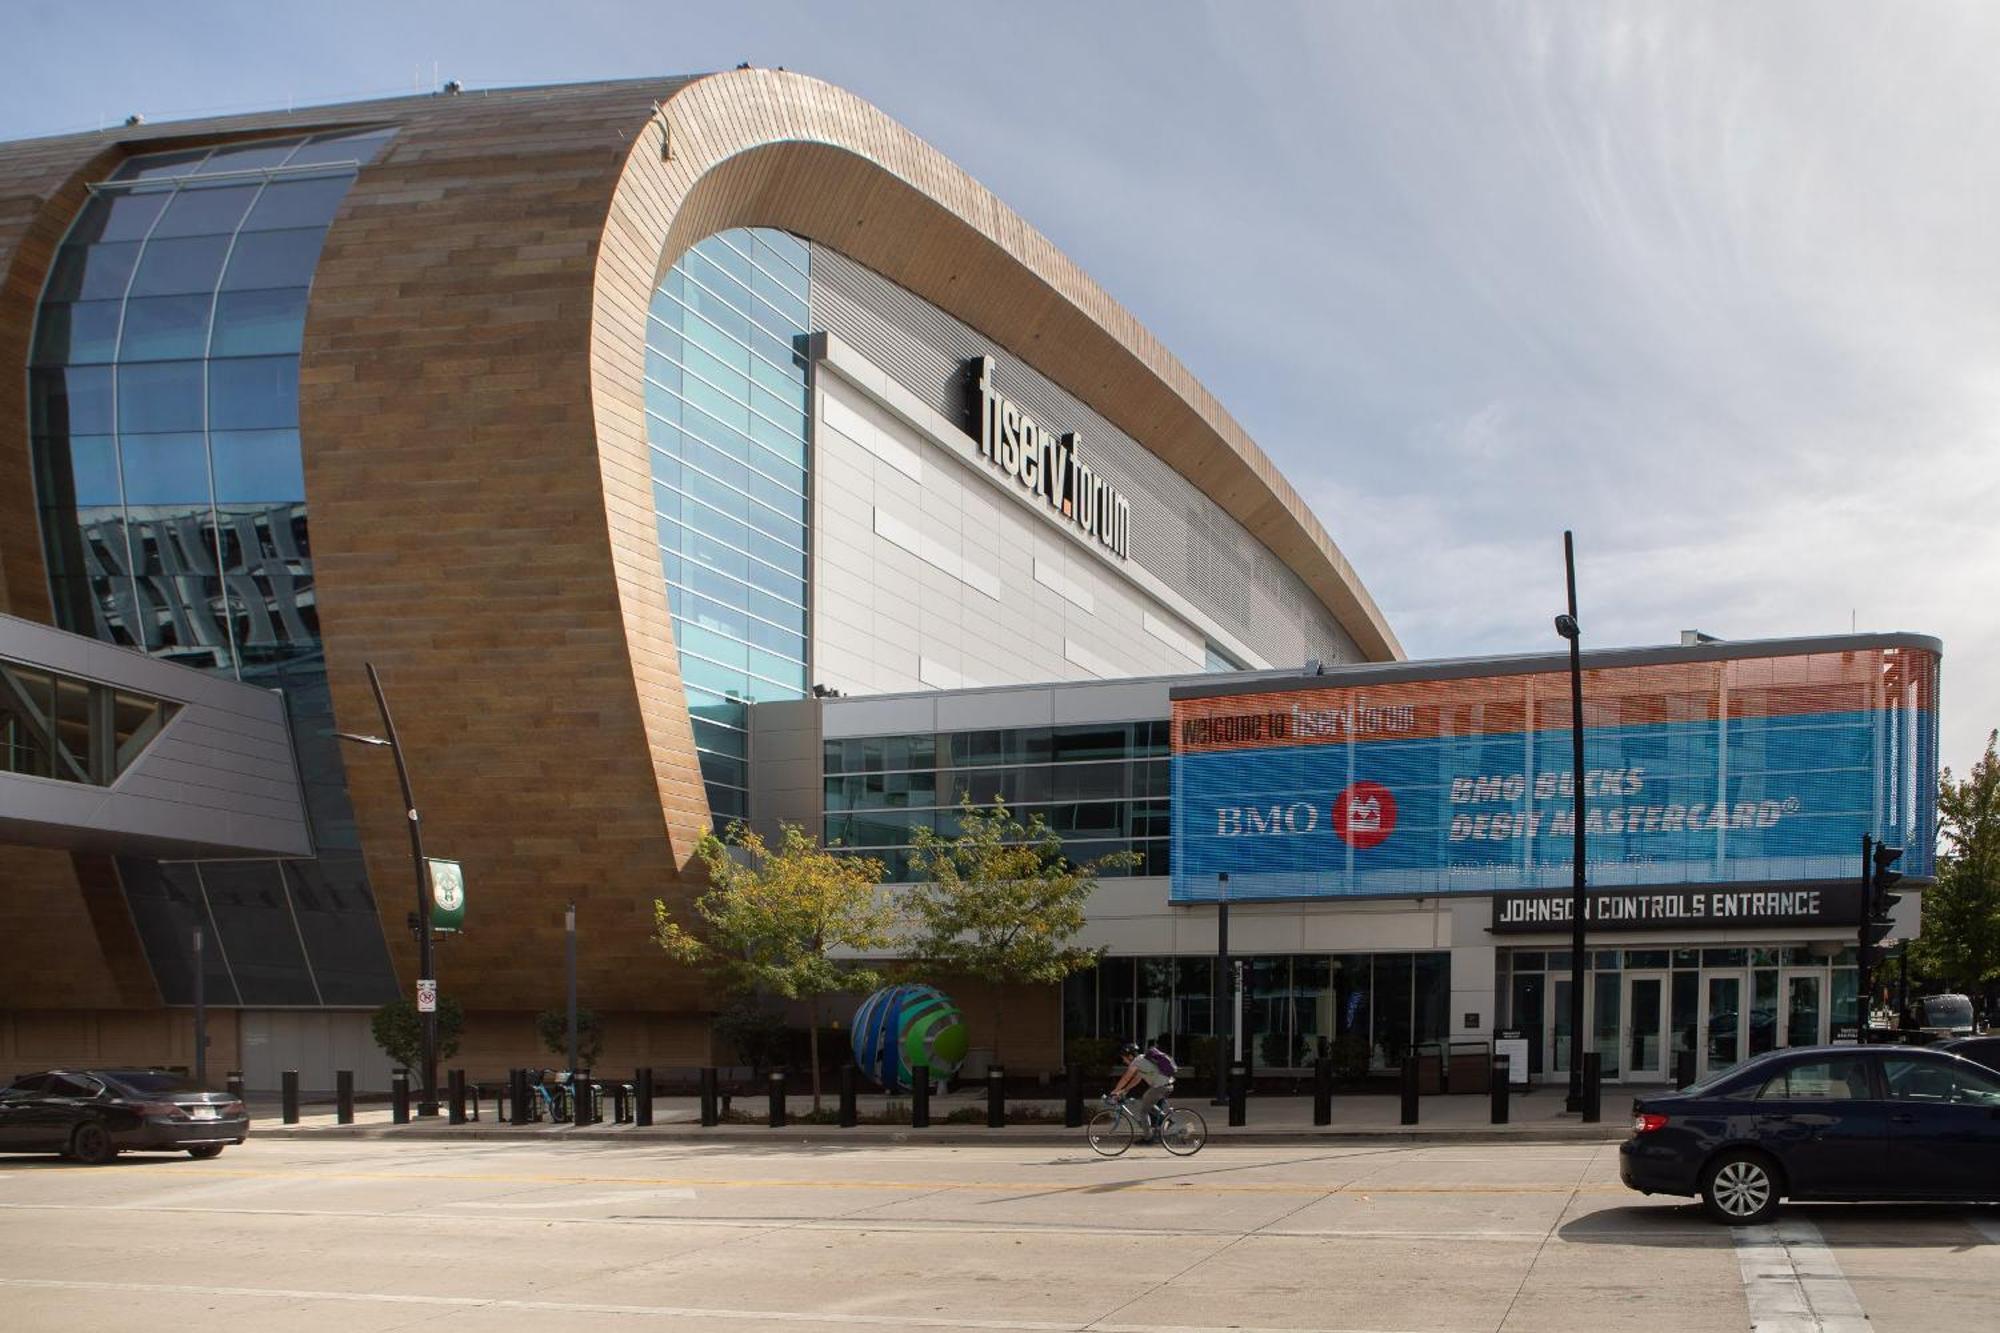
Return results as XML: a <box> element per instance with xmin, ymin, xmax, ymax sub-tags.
<box><xmin>1170</xmin><ymin>641</ymin><xmax>1939</xmax><ymax>903</ymax></box>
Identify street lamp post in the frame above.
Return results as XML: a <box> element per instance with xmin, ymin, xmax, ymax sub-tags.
<box><xmin>337</xmin><ymin>661</ymin><xmax>438</xmax><ymax>1117</ymax></box>
<box><xmin>1212</xmin><ymin>871</ymin><xmax>1231</xmax><ymax>1106</ymax></box>
<box><xmin>1555</xmin><ymin>532</ymin><xmax>1588</xmax><ymax>1113</ymax></box>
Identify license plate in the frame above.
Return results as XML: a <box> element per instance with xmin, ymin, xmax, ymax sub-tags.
<box><xmin>190</xmin><ymin>1106</ymin><xmax>220</xmax><ymax>1121</ymax></box>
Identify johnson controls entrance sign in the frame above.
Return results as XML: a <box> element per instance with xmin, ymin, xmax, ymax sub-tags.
<box><xmin>1169</xmin><ymin>640</ymin><xmax>1939</xmax><ymax>904</ymax></box>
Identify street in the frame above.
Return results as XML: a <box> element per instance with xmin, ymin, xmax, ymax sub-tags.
<box><xmin>1</xmin><ymin>1139</ymin><xmax>1995</xmax><ymax>1331</ymax></box>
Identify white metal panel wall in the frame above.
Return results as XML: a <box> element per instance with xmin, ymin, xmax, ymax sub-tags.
<box><xmin>812</xmin><ymin>368</ymin><xmax>1224</xmax><ymax>697</ymax></box>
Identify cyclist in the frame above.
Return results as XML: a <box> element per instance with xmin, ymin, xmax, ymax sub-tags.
<box><xmin>1108</xmin><ymin>1040</ymin><xmax>1174</xmax><ymax>1142</ymax></box>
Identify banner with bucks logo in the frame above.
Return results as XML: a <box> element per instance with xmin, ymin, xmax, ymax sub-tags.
<box><xmin>426</xmin><ymin>858</ymin><xmax>466</xmax><ymax>933</ymax></box>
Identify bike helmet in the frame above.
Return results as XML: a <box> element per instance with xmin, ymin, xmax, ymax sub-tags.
<box><xmin>1120</xmin><ymin>1042</ymin><xmax>1142</xmax><ymax>1057</ymax></box>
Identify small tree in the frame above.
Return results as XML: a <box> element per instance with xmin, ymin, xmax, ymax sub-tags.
<box><xmin>713</xmin><ymin>999</ymin><xmax>792</xmax><ymax>1073</ymax></box>
<box><xmin>369</xmin><ymin>997</ymin><xmax>464</xmax><ymax>1072</ymax></box>
<box><xmin>535</xmin><ymin>1008</ymin><xmax>606</xmax><ymax>1069</ymax></box>
<box><xmin>906</xmin><ymin>796</ymin><xmax>1136</xmax><ymax>1068</ymax></box>
<box><xmin>1910</xmin><ymin>732</ymin><xmax>2000</xmax><ymax>996</ymax></box>
<box><xmin>655</xmin><ymin>823</ymin><xmax>898</xmax><ymax>1110</ymax></box>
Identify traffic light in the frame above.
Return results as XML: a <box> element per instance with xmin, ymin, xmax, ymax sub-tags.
<box><xmin>1859</xmin><ymin>838</ymin><xmax>1904</xmax><ymax>974</ymax></box>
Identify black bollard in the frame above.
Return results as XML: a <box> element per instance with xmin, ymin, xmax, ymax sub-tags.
<box><xmin>636</xmin><ymin>1068</ymin><xmax>654</xmax><ymax>1127</ymax></box>
<box><xmin>509</xmin><ymin>1069</ymin><xmax>530</xmax><ymax>1125</ymax></box>
<box><xmin>1064</xmin><ymin>1062</ymin><xmax>1084</xmax><ymax>1129</ymax></box>
<box><xmin>1490</xmin><ymin>1056</ymin><xmax>1509</xmax><ymax>1125</ymax></box>
<box><xmin>281</xmin><ymin>1069</ymin><xmax>300</xmax><ymax>1125</ymax></box>
<box><xmin>336</xmin><ymin>1069</ymin><xmax>354</xmax><ymax>1125</ymax></box>
<box><xmin>911</xmin><ymin>1064</ymin><xmax>930</xmax><ymax>1129</ymax></box>
<box><xmin>1312</xmin><ymin>1057</ymin><xmax>1332</xmax><ymax>1127</ymax></box>
<box><xmin>699</xmin><ymin>1067</ymin><xmax>719</xmax><ymax>1126</ymax></box>
<box><xmin>839</xmin><ymin>1064</ymin><xmax>858</xmax><ymax>1128</ymax></box>
<box><xmin>391</xmin><ymin>1070</ymin><xmax>410</xmax><ymax>1124</ymax></box>
<box><xmin>611</xmin><ymin>1082</ymin><xmax>629</xmax><ymax>1124</ymax></box>
<box><xmin>1581</xmin><ymin>1051</ymin><xmax>1602</xmax><ymax>1123</ymax></box>
<box><xmin>1227</xmin><ymin>1061</ymin><xmax>1248</xmax><ymax>1127</ymax></box>
<box><xmin>986</xmin><ymin>1065</ymin><xmax>1005</xmax><ymax>1129</ymax></box>
<box><xmin>767</xmin><ymin>1071</ymin><xmax>786</xmax><ymax>1128</ymax></box>
<box><xmin>573</xmin><ymin>1074</ymin><xmax>593</xmax><ymax>1127</ymax></box>
<box><xmin>226</xmin><ymin>1072</ymin><xmax>245</xmax><ymax>1102</ymax></box>
<box><xmin>448</xmin><ymin>1069</ymin><xmax>467</xmax><ymax>1125</ymax></box>
<box><xmin>1674</xmin><ymin>1048</ymin><xmax>1696</xmax><ymax>1090</ymax></box>
<box><xmin>1400</xmin><ymin>1050</ymin><xmax>1419</xmax><ymax>1125</ymax></box>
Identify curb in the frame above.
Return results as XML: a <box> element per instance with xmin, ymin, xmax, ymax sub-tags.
<box><xmin>251</xmin><ymin>1123</ymin><xmax>1627</xmax><ymax>1148</ymax></box>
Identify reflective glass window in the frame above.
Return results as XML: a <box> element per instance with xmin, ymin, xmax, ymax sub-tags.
<box><xmin>78</xmin><ymin>188</ymin><xmax>173</xmax><ymax>242</ymax></box>
<box><xmin>208</xmin><ymin>355</ymin><xmax>299</xmax><ymax>429</ymax></box>
<box><xmin>31</xmin><ymin>301</ymin><xmax>122</xmax><ymax>365</ymax></box>
<box><xmin>210</xmin><ymin>431</ymin><xmax>305</xmax><ymax>502</ymax></box>
<box><xmin>282</xmin><ymin>127</ymin><xmax>395</xmax><ymax>168</ymax></box>
<box><xmin>45</xmin><ymin>241</ymin><xmax>140</xmax><ymax>300</ymax></box>
<box><xmin>127</xmin><ymin>234</ymin><xmax>232</xmax><ymax>296</ymax></box>
<box><xmin>32</xmin><ymin>365</ymin><xmax>116</xmax><ymax>435</ymax></box>
<box><xmin>210</xmin><ymin>288</ymin><xmax>308</xmax><ymax>356</ymax></box>
<box><xmin>117</xmin><ymin>360</ymin><xmax>205</xmax><ymax>432</ymax></box>
<box><xmin>149</xmin><ymin>182</ymin><xmax>260</xmax><ymax>238</ymax></box>
<box><xmin>111</xmin><ymin>149</ymin><xmax>212</xmax><ymax>181</ymax></box>
<box><xmin>118</xmin><ymin>294</ymin><xmax>213</xmax><ymax>361</ymax></box>
<box><xmin>241</xmin><ymin>175</ymin><xmax>352</xmax><ymax>230</ymax></box>
<box><xmin>54</xmin><ymin>435</ymin><xmax>122</xmax><ymax>506</ymax></box>
<box><xmin>198</xmin><ymin>138</ymin><xmax>306</xmax><ymax>173</ymax></box>
<box><xmin>119</xmin><ymin>433</ymin><xmax>211</xmax><ymax>504</ymax></box>
<box><xmin>220</xmin><ymin>227</ymin><xmax>328</xmax><ymax>290</ymax></box>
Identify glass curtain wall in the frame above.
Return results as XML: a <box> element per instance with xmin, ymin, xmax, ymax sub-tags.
<box><xmin>27</xmin><ymin>131</ymin><xmax>401</xmax><ymax>1005</ymax></box>
<box><xmin>824</xmin><ymin>723</ymin><xmax>1173</xmax><ymax>880</ymax></box>
<box><xmin>1064</xmin><ymin>951</ymin><xmax>1450</xmax><ymax>1069</ymax></box>
<box><xmin>644</xmin><ymin>229</ymin><xmax>812</xmax><ymax>826</ymax></box>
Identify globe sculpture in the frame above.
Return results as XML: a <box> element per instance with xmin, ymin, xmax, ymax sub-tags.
<box><xmin>851</xmin><ymin>983</ymin><xmax>969</xmax><ymax>1093</ymax></box>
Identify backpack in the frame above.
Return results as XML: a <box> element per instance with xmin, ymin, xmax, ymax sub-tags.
<box><xmin>1145</xmin><ymin>1046</ymin><xmax>1177</xmax><ymax>1078</ymax></box>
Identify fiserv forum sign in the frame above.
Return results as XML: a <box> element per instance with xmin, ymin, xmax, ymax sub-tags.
<box><xmin>1168</xmin><ymin>639</ymin><xmax>1939</xmax><ymax>905</ymax></box>
<box><xmin>969</xmin><ymin>356</ymin><xmax>1131</xmax><ymax>560</ymax></box>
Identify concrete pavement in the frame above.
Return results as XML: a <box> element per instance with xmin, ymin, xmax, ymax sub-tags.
<box><xmin>3</xmin><ymin>1137</ymin><xmax>1996</xmax><ymax>1331</ymax></box>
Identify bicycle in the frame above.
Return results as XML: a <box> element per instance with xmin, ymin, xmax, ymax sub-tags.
<box><xmin>1088</xmin><ymin>1092</ymin><xmax>1206</xmax><ymax>1157</ymax></box>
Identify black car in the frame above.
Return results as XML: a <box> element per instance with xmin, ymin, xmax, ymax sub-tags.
<box><xmin>0</xmin><ymin>1070</ymin><xmax>249</xmax><ymax>1164</ymax></box>
<box><xmin>1620</xmin><ymin>1044</ymin><xmax>2000</xmax><ymax>1224</ymax></box>
<box><xmin>1933</xmin><ymin>1034</ymin><xmax>2000</xmax><ymax>1075</ymax></box>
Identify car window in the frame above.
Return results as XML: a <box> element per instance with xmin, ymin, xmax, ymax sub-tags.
<box><xmin>1755</xmin><ymin>1057</ymin><xmax>1873</xmax><ymax>1100</ymax></box>
<box><xmin>1884</xmin><ymin>1057</ymin><xmax>2000</xmax><ymax>1106</ymax></box>
<box><xmin>47</xmin><ymin>1075</ymin><xmax>102</xmax><ymax>1098</ymax></box>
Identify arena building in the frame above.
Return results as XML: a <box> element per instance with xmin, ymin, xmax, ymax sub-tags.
<box><xmin>0</xmin><ymin>71</ymin><xmax>1400</xmax><ymax>1086</ymax></box>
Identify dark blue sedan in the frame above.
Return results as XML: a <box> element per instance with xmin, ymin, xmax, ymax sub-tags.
<box><xmin>1620</xmin><ymin>1044</ymin><xmax>2000</xmax><ymax>1224</ymax></box>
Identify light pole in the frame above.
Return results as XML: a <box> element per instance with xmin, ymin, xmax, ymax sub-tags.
<box><xmin>566</xmin><ymin>901</ymin><xmax>579</xmax><ymax>1079</ymax></box>
<box><xmin>1555</xmin><ymin>531</ymin><xmax>1588</xmax><ymax>1113</ymax></box>
<box><xmin>1212</xmin><ymin>871</ymin><xmax>1231</xmax><ymax>1106</ymax></box>
<box><xmin>336</xmin><ymin>661</ymin><xmax>437</xmax><ymax>1117</ymax></box>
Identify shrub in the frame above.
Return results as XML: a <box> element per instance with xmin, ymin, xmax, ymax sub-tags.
<box><xmin>535</xmin><ymin>1007</ymin><xmax>605</xmax><ymax>1068</ymax></box>
<box><xmin>369</xmin><ymin>998</ymin><xmax>464</xmax><ymax>1071</ymax></box>
<box><xmin>1329</xmin><ymin>1033</ymin><xmax>1371</xmax><ymax>1081</ymax></box>
<box><xmin>1064</xmin><ymin>1036</ymin><xmax>1117</xmax><ymax>1076</ymax></box>
<box><xmin>714</xmin><ymin>1000</ymin><xmax>790</xmax><ymax>1072</ymax></box>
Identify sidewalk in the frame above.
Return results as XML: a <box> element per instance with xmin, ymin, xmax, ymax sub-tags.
<box><xmin>248</xmin><ymin>1089</ymin><xmax>1632</xmax><ymax>1146</ymax></box>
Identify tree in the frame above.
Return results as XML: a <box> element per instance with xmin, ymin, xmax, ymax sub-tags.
<box><xmin>655</xmin><ymin>823</ymin><xmax>898</xmax><ymax>1110</ymax></box>
<box><xmin>369</xmin><ymin>997</ymin><xmax>464</xmax><ymax>1072</ymax></box>
<box><xmin>906</xmin><ymin>796</ymin><xmax>1136</xmax><ymax>1068</ymax></box>
<box><xmin>1909</xmin><ymin>731</ymin><xmax>2000</xmax><ymax>996</ymax></box>
<box><xmin>535</xmin><ymin>1008</ymin><xmax>606</xmax><ymax>1069</ymax></box>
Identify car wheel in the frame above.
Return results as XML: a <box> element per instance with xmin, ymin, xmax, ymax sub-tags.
<box><xmin>69</xmin><ymin>1122</ymin><xmax>117</xmax><ymax>1166</ymax></box>
<box><xmin>186</xmin><ymin>1145</ymin><xmax>225</xmax><ymax>1160</ymax></box>
<box><xmin>1701</xmin><ymin>1150</ymin><xmax>1781</xmax><ymax>1225</ymax></box>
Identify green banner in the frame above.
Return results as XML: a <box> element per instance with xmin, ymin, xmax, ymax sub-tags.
<box><xmin>427</xmin><ymin>858</ymin><xmax>466</xmax><ymax>933</ymax></box>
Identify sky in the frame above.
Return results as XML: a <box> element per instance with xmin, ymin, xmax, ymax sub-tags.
<box><xmin>5</xmin><ymin>1</ymin><xmax>1996</xmax><ymax>778</ymax></box>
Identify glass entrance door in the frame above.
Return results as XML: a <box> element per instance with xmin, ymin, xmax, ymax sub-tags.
<box><xmin>1551</xmin><ymin>977</ymin><xmax>1572</xmax><ymax>1076</ymax></box>
<box><xmin>1622</xmin><ymin>972</ymin><xmax>1668</xmax><ymax>1081</ymax></box>
<box><xmin>1702</xmin><ymin>973</ymin><xmax>1746</xmax><ymax>1080</ymax></box>
<box><xmin>1783</xmin><ymin>972</ymin><xmax>1826</xmax><ymax>1048</ymax></box>
<box><xmin>1510</xmin><ymin>972</ymin><xmax>1545</xmax><ymax>1076</ymax></box>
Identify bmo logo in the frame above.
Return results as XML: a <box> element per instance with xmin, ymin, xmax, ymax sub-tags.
<box><xmin>1214</xmin><ymin>801</ymin><xmax>1319</xmax><ymax>837</ymax></box>
<box><xmin>1333</xmin><ymin>782</ymin><xmax>1397</xmax><ymax>850</ymax></box>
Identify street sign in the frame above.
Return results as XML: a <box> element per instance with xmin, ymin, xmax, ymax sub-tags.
<box><xmin>1494</xmin><ymin>1030</ymin><xmax>1531</xmax><ymax>1088</ymax></box>
<box><xmin>427</xmin><ymin>858</ymin><xmax>466</xmax><ymax>933</ymax></box>
<box><xmin>416</xmin><ymin>978</ymin><xmax>437</xmax><ymax>1013</ymax></box>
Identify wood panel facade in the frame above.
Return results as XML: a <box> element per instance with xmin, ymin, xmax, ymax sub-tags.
<box><xmin>0</xmin><ymin>72</ymin><xmax>1393</xmax><ymax>1070</ymax></box>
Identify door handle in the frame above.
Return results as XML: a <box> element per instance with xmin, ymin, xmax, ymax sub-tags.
<box><xmin>1891</xmin><ymin>1113</ymin><xmax>1916</xmax><ymax>1124</ymax></box>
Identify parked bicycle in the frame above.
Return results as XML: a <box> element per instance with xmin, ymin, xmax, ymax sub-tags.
<box><xmin>1089</xmin><ymin>1092</ymin><xmax>1206</xmax><ymax>1156</ymax></box>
